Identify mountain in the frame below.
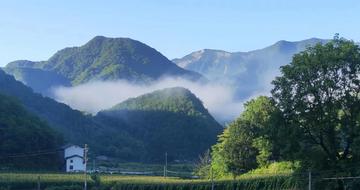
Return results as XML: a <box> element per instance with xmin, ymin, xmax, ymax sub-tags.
<box><xmin>4</xmin><ymin>65</ymin><xmax>71</xmax><ymax>97</ymax></box>
<box><xmin>0</xmin><ymin>70</ymin><xmax>219</xmax><ymax>162</ymax></box>
<box><xmin>5</xmin><ymin>36</ymin><xmax>204</xmax><ymax>96</ymax></box>
<box><xmin>173</xmin><ymin>38</ymin><xmax>329</xmax><ymax>99</ymax></box>
<box><xmin>97</xmin><ymin>87</ymin><xmax>223</xmax><ymax>162</ymax></box>
<box><xmin>0</xmin><ymin>69</ymin><xmax>99</xmax><ymax>144</ymax></box>
<box><xmin>0</xmin><ymin>93</ymin><xmax>63</xmax><ymax>170</ymax></box>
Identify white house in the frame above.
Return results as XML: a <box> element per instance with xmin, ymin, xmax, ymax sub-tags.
<box><xmin>64</xmin><ymin>145</ymin><xmax>85</xmax><ymax>172</ymax></box>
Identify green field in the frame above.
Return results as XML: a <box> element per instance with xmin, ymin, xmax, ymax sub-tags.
<box><xmin>0</xmin><ymin>172</ymin><xmax>300</xmax><ymax>190</ymax></box>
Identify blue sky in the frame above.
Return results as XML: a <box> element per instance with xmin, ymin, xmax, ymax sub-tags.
<box><xmin>0</xmin><ymin>0</ymin><xmax>359</xmax><ymax>66</ymax></box>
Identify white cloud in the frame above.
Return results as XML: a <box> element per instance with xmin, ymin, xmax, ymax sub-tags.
<box><xmin>53</xmin><ymin>77</ymin><xmax>246</xmax><ymax>123</ymax></box>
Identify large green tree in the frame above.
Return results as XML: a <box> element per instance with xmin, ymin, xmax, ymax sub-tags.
<box><xmin>210</xmin><ymin>96</ymin><xmax>283</xmax><ymax>178</ymax></box>
<box><xmin>271</xmin><ymin>36</ymin><xmax>360</xmax><ymax>170</ymax></box>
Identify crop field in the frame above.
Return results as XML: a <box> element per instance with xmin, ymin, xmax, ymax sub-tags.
<box><xmin>0</xmin><ymin>172</ymin><xmax>300</xmax><ymax>190</ymax></box>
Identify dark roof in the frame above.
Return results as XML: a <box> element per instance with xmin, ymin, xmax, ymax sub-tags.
<box><xmin>65</xmin><ymin>155</ymin><xmax>84</xmax><ymax>160</ymax></box>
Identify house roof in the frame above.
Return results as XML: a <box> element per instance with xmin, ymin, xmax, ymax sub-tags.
<box><xmin>65</xmin><ymin>155</ymin><xmax>84</xmax><ymax>160</ymax></box>
<box><xmin>62</xmin><ymin>144</ymin><xmax>84</xmax><ymax>150</ymax></box>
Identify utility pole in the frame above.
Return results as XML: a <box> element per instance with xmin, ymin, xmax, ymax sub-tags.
<box><xmin>308</xmin><ymin>170</ymin><xmax>312</xmax><ymax>190</ymax></box>
<box><xmin>211</xmin><ymin>166</ymin><xmax>214</xmax><ymax>190</ymax></box>
<box><xmin>84</xmin><ymin>144</ymin><xmax>88</xmax><ymax>190</ymax></box>
<box><xmin>37</xmin><ymin>175</ymin><xmax>41</xmax><ymax>190</ymax></box>
<box><xmin>209</xmin><ymin>157</ymin><xmax>214</xmax><ymax>190</ymax></box>
<box><xmin>165</xmin><ymin>152</ymin><xmax>168</xmax><ymax>178</ymax></box>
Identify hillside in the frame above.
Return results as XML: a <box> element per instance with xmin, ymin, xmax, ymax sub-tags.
<box><xmin>0</xmin><ymin>93</ymin><xmax>63</xmax><ymax>170</ymax></box>
<box><xmin>98</xmin><ymin>87</ymin><xmax>223</xmax><ymax>162</ymax></box>
<box><xmin>0</xmin><ymin>70</ymin><xmax>219</xmax><ymax>162</ymax></box>
<box><xmin>3</xmin><ymin>66</ymin><xmax>71</xmax><ymax>97</ymax></box>
<box><xmin>0</xmin><ymin>69</ymin><xmax>147</xmax><ymax>161</ymax></box>
<box><xmin>173</xmin><ymin>38</ymin><xmax>329</xmax><ymax>99</ymax></box>
<box><xmin>5</xmin><ymin>36</ymin><xmax>204</xmax><ymax>96</ymax></box>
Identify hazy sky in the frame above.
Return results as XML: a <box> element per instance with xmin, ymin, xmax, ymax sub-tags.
<box><xmin>0</xmin><ymin>0</ymin><xmax>359</xmax><ymax>66</ymax></box>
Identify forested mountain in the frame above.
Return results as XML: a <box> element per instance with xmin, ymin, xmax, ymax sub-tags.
<box><xmin>0</xmin><ymin>70</ymin><xmax>220</xmax><ymax>163</ymax></box>
<box><xmin>173</xmin><ymin>38</ymin><xmax>329</xmax><ymax>99</ymax></box>
<box><xmin>0</xmin><ymin>69</ymin><xmax>101</xmax><ymax>145</ymax></box>
<box><xmin>97</xmin><ymin>87</ymin><xmax>223</xmax><ymax>162</ymax></box>
<box><xmin>0</xmin><ymin>93</ymin><xmax>63</xmax><ymax>170</ymax></box>
<box><xmin>5</xmin><ymin>36</ymin><xmax>204</xmax><ymax>96</ymax></box>
<box><xmin>3</xmin><ymin>66</ymin><xmax>71</xmax><ymax>97</ymax></box>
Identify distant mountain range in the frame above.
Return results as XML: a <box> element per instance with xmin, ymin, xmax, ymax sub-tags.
<box><xmin>173</xmin><ymin>38</ymin><xmax>329</xmax><ymax>99</ymax></box>
<box><xmin>4</xmin><ymin>36</ymin><xmax>204</xmax><ymax>96</ymax></box>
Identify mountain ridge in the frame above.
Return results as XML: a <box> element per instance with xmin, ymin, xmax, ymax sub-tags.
<box><xmin>4</xmin><ymin>36</ymin><xmax>205</xmax><ymax>96</ymax></box>
<box><xmin>173</xmin><ymin>38</ymin><xmax>330</xmax><ymax>99</ymax></box>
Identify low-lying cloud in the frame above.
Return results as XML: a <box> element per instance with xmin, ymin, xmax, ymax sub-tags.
<box><xmin>53</xmin><ymin>77</ymin><xmax>246</xmax><ymax>123</ymax></box>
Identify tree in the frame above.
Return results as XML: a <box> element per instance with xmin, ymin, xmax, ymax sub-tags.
<box><xmin>210</xmin><ymin>96</ymin><xmax>284</xmax><ymax>178</ymax></box>
<box><xmin>271</xmin><ymin>35</ymin><xmax>360</xmax><ymax>170</ymax></box>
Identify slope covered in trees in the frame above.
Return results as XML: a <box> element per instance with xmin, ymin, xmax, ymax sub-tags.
<box><xmin>98</xmin><ymin>87</ymin><xmax>223</xmax><ymax>162</ymax></box>
<box><xmin>0</xmin><ymin>93</ymin><xmax>63</xmax><ymax>170</ymax></box>
<box><xmin>0</xmin><ymin>69</ymin><xmax>144</xmax><ymax>161</ymax></box>
<box><xmin>0</xmin><ymin>70</ymin><xmax>220</xmax><ymax>163</ymax></box>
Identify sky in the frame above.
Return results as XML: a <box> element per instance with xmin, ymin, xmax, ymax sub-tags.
<box><xmin>0</xmin><ymin>0</ymin><xmax>359</xmax><ymax>66</ymax></box>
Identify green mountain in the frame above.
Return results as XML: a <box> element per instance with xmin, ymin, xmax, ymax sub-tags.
<box><xmin>173</xmin><ymin>38</ymin><xmax>329</xmax><ymax>99</ymax></box>
<box><xmin>0</xmin><ymin>70</ymin><xmax>218</xmax><ymax>163</ymax></box>
<box><xmin>0</xmin><ymin>93</ymin><xmax>63</xmax><ymax>170</ymax></box>
<box><xmin>0</xmin><ymin>69</ymin><xmax>99</xmax><ymax>145</ymax></box>
<box><xmin>98</xmin><ymin>87</ymin><xmax>223</xmax><ymax>162</ymax></box>
<box><xmin>5</xmin><ymin>36</ymin><xmax>204</xmax><ymax>96</ymax></box>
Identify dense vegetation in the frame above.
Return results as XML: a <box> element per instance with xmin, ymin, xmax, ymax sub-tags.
<box><xmin>0</xmin><ymin>94</ymin><xmax>63</xmax><ymax>170</ymax></box>
<box><xmin>0</xmin><ymin>69</ymin><xmax>102</xmax><ymax>146</ymax></box>
<box><xmin>98</xmin><ymin>87</ymin><xmax>223</xmax><ymax>162</ymax></box>
<box><xmin>196</xmin><ymin>36</ymin><xmax>360</xmax><ymax>189</ymax></box>
<box><xmin>0</xmin><ymin>70</ymin><xmax>221</xmax><ymax>164</ymax></box>
<box><xmin>5</xmin><ymin>36</ymin><xmax>203</xmax><ymax>96</ymax></box>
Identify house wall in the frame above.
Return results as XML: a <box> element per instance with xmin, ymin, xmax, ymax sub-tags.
<box><xmin>64</xmin><ymin>145</ymin><xmax>85</xmax><ymax>172</ymax></box>
<box><xmin>66</xmin><ymin>156</ymin><xmax>85</xmax><ymax>172</ymax></box>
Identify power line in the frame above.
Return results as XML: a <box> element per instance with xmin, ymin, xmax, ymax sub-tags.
<box><xmin>0</xmin><ymin>148</ymin><xmax>64</xmax><ymax>158</ymax></box>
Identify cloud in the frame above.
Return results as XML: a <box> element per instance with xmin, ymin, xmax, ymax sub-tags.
<box><xmin>53</xmin><ymin>77</ymin><xmax>246</xmax><ymax>123</ymax></box>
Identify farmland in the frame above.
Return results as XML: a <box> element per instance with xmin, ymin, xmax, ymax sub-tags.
<box><xmin>0</xmin><ymin>172</ymin><xmax>299</xmax><ymax>190</ymax></box>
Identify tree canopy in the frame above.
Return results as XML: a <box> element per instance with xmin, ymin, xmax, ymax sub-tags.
<box><xmin>272</xmin><ymin>36</ymin><xmax>360</xmax><ymax>170</ymax></box>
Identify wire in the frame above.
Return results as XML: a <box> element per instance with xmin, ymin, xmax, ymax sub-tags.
<box><xmin>0</xmin><ymin>148</ymin><xmax>64</xmax><ymax>158</ymax></box>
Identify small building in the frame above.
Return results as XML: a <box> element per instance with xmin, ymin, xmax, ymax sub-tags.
<box><xmin>64</xmin><ymin>145</ymin><xmax>85</xmax><ymax>172</ymax></box>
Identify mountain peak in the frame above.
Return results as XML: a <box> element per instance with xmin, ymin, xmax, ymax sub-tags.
<box><xmin>108</xmin><ymin>87</ymin><xmax>209</xmax><ymax>118</ymax></box>
<box><xmin>5</xmin><ymin>36</ymin><xmax>204</xmax><ymax>89</ymax></box>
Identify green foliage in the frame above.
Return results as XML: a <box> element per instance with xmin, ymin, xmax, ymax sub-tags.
<box><xmin>210</xmin><ymin>96</ymin><xmax>283</xmax><ymax>178</ymax></box>
<box><xmin>246</xmin><ymin>161</ymin><xmax>300</xmax><ymax>175</ymax></box>
<box><xmin>193</xmin><ymin>150</ymin><xmax>211</xmax><ymax>178</ymax></box>
<box><xmin>252</xmin><ymin>137</ymin><xmax>272</xmax><ymax>167</ymax></box>
<box><xmin>272</xmin><ymin>35</ymin><xmax>360</xmax><ymax>171</ymax></box>
<box><xmin>98</xmin><ymin>87</ymin><xmax>223</xmax><ymax>162</ymax></box>
<box><xmin>0</xmin><ymin>94</ymin><xmax>63</xmax><ymax>170</ymax></box>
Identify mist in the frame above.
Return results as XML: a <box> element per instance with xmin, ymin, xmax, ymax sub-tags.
<box><xmin>53</xmin><ymin>77</ymin><xmax>247</xmax><ymax>123</ymax></box>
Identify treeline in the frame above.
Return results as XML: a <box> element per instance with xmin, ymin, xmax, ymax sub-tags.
<box><xmin>196</xmin><ymin>35</ymin><xmax>360</xmax><ymax>189</ymax></box>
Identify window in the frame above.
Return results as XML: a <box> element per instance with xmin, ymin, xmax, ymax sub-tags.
<box><xmin>70</xmin><ymin>165</ymin><xmax>73</xmax><ymax>170</ymax></box>
<box><xmin>70</xmin><ymin>159</ymin><xmax>73</xmax><ymax>163</ymax></box>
